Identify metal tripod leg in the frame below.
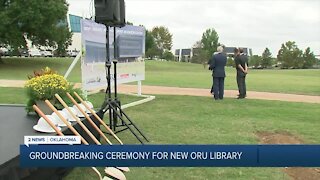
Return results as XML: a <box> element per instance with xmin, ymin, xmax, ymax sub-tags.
<box><xmin>112</xmin><ymin>102</ymin><xmax>149</xmax><ymax>142</ymax></box>
<box><xmin>107</xmin><ymin>102</ymin><xmax>145</xmax><ymax>144</ymax></box>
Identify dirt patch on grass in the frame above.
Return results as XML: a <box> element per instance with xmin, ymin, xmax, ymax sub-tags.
<box><xmin>284</xmin><ymin>168</ymin><xmax>320</xmax><ymax>180</ymax></box>
<box><xmin>256</xmin><ymin>131</ymin><xmax>304</xmax><ymax>144</ymax></box>
<box><xmin>256</xmin><ymin>131</ymin><xmax>320</xmax><ymax>180</ymax></box>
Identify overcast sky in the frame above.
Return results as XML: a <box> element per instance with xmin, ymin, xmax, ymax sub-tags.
<box><xmin>67</xmin><ymin>0</ymin><xmax>320</xmax><ymax>56</ymax></box>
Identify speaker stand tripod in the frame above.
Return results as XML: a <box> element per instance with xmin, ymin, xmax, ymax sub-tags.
<box><xmin>97</xmin><ymin>26</ymin><xmax>149</xmax><ymax>144</ymax></box>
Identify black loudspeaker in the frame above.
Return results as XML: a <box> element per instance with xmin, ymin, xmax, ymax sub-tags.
<box><xmin>95</xmin><ymin>0</ymin><xmax>125</xmax><ymax>27</ymax></box>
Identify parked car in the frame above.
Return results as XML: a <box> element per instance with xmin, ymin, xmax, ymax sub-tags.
<box><xmin>29</xmin><ymin>49</ymin><xmax>42</xmax><ymax>57</ymax></box>
<box><xmin>19</xmin><ymin>49</ymin><xmax>29</xmax><ymax>57</ymax></box>
<box><xmin>40</xmin><ymin>50</ymin><xmax>53</xmax><ymax>57</ymax></box>
<box><xmin>0</xmin><ymin>47</ymin><xmax>8</xmax><ymax>56</ymax></box>
<box><xmin>2</xmin><ymin>48</ymin><xmax>28</xmax><ymax>57</ymax></box>
<box><xmin>67</xmin><ymin>50</ymin><xmax>79</xmax><ymax>57</ymax></box>
<box><xmin>0</xmin><ymin>50</ymin><xmax>4</xmax><ymax>56</ymax></box>
<box><xmin>3</xmin><ymin>48</ymin><xmax>16</xmax><ymax>57</ymax></box>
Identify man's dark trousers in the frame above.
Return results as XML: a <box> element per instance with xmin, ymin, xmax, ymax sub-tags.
<box><xmin>237</xmin><ymin>72</ymin><xmax>246</xmax><ymax>98</ymax></box>
<box><xmin>213</xmin><ymin>77</ymin><xmax>225</xmax><ymax>99</ymax></box>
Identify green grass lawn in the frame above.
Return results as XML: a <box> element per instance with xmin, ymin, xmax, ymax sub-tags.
<box><xmin>0</xmin><ymin>57</ymin><xmax>81</xmax><ymax>82</ymax></box>
<box><xmin>0</xmin><ymin>87</ymin><xmax>319</xmax><ymax>179</ymax></box>
<box><xmin>1</xmin><ymin>58</ymin><xmax>319</xmax><ymax>179</ymax></box>
<box><xmin>0</xmin><ymin>58</ymin><xmax>319</xmax><ymax>95</ymax></box>
<box><xmin>144</xmin><ymin>61</ymin><xmax>320</xmax><ymax>95</ymax></box>
<box><xmin>64</xmin><ymin>95</ymin><xmax>319</xmax><ymax>180</ymax></box>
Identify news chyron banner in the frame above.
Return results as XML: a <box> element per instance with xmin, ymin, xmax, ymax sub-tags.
<box><xmin>81</xmin><ymin>19</ymin><xmax>145</xmax><ymax>91</ymax></box>
<box><xmin>20</xmin><ymin>145</ymin><xmax>320</xmax><ymax>167</ymax></box>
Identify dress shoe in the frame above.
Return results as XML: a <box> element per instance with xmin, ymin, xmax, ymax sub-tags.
<box><xmin>237</xmin><ymin>94</ymin><xmax>246</xmax><ymax>98</ymax></box>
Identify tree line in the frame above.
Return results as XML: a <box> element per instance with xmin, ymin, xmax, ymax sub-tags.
<box><xmin>188</xmin><ymin>28</ymin><xmax>318</xmax><ymax>69</ymax></box>
<box><xmin>0</xmin><ymin>0</ymin><xmax>317</xmax><ymax>69</ymax></box>
<box><xmin>249</xmin><ymin>41</ymin><xmax>318</xmax><ymax>69</ymax></box>
<box><xmin>144</xmin><ymin>27</ymin><xmax>222</xmax><ymax>64</ymax></box>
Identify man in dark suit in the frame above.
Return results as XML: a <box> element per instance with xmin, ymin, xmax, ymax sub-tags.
<box><xmin>235</xmin><ymin>48</ymin><xmax>248</xmax><ymax>99</ymax></box>
<box><xmin>209</xmin><ymin>46</ymin><xmax>227</xmax><ymax>100</ymax></box>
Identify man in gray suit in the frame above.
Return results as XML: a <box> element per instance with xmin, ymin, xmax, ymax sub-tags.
<box><xmin>209</xmin><ymin>46</ymin><xmax>227</xmax><ymax>100</ymax></box>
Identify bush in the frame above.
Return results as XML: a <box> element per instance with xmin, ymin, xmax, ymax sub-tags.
<box><xmin>25</xmin><ymin>74</ymin><xmax>69</xmax><ymax>101</ymax></box>
<box><xmin>24</xmin><ymin>67</ymin><xmax>84</xmax><ymax>112</ymax></box>
<box><xmin>162</xmin><ymin>51</ymin><xmax>174</xmax><ymax>61</ymax></box>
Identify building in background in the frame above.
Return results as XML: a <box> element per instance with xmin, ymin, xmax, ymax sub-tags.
<box><xmin>175</xmin><ymin>47</ymin><xmax>252</xmax><ymax>62</ymax></box>
<box><xmin>223</xmin><ymin>47</ymin><xmax>252</xmax><ymax>57</ymax></box>
<box><xmin>67</xmin><ymin>14</ymin><xmax>82</xmax><ymax>56</ymax></box>
<box><xmin>174</xmin><ymin>49</ymin><xmax>193</xmax><ymax>62</ymax></box>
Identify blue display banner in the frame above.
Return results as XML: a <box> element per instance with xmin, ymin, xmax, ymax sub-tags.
<box><xmin>20</xmin><ymin>145</ymin><xmax>320</xmax><ymax>167</ymax></box>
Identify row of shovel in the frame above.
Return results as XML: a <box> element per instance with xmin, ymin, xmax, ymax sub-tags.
<box><xmin>33</xmin><ymin>92</ymin><xmax>128</xmax><ymax>180</ymax></box>
<box><xmin>33</xmin><ymin>101</ymin><xmax>94</xmax><ymax>133</ymax></box>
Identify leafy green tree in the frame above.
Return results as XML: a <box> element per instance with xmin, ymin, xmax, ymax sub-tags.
<box><xmin>162</xmin><ymin>50</ymin><xmax>174</xmax><ymax>61</ymax></box>
<box><xmin>277</xmin><ymin>41</ymin><xmax>303</xmax><ymax>69</ymax></box>
<box><xmin>151</xmin><ymin>26</ymin><xmax>173</xmax><ymax>56</ymax></box>
<box><xmin>145</xmin><ymin>30</ymin><xmax>159</xmax><ymax>58</ymax></box>
<box><xmin>146</xmin><ymin>46</ymin><xmax>161</xmax><ymax>59</ymax></box>
<box><xmin>0</xmin><ymin>0</ymin><xmax>71</xmax><ymax>58</ymax></box>
<box><xmin>145</xmin><ymin>30</ymin><xmax>155</xmax><ymax>52</ymax></box>
<box><xmin>249</xmin><ymin>55</ymin><xmax>262</xmax><ymax>68</ymax></box>
<box><xmin>201</xmin><ymin>28</ymin><xmax>219</xmax><ymax>57</ymax></box>
<box><xmin>261</xmin><ymin>48</ymin><xmax>272</xmax><ymax>68</ymax></box>
<box><xmin>302</xmin><ymin>47</ymin><xmax>317</xmax><ymax>69</ymax></box>
<box><xmin>271</xmin><ymin>57</ymin><xmax>277</xmax><ymax>67</ymax></box>
<box><xmin>190</xmin><ymin>41</ymin><xmax>209</xmax><ymax>68</ymax></box>
<box><xmin>191</xmin><ymin>48</ymin><xmax>209</xmax><ymax>68</ymax></box>
<box><xmin>53</xmin><ymin>25</ymin><xmax>72</xmax><ymax>56</ymax></box>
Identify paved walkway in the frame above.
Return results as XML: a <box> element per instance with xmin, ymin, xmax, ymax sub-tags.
<box><xmin>117</xmin><ymin>84</ymin><xmax>320</xmax><ymax>104</ymax></box>
<box><xmin>0</xmin><ymin>80</ymin><xmax>26</xmax><ymax>88</ymax></box>
<box><xmin>1</xmin><ymin>79</ymin><xmax>319</xmax><ymax>104</ymax></box>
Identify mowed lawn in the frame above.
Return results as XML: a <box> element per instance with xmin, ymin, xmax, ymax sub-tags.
<box><xmin>0</xmin><ymin>58</ymin><xmax>319</xmax><ymax>95</ymax></box>
<box><xmin>64</xmin><ymin>95</ymin><xmax>319</xmax><ymax>180</ymax></box>
<box><xmin>1</xmin><ymin>58</ymin><xmax>319</xmax><ymax>179</ymax></box>
<box><xmin>1</xmin><ymin>87</ymin><xmax>319</xmax><ymax>179</ymax></box>
<box><xmin>144</xmin><ymin>61</ymin><xmax>320</xmax><ymax>96</ymax></box>
<box><xmin>0</xmin><ymin>58</ymin><xmax>81</xmax><ymax>82</ymax></box>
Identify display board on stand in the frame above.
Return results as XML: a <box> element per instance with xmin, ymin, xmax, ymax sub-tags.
<box><xmin>80</xmin><ymin>19</ymin><xmax>145</xmax><ymax>92</ymax></box>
